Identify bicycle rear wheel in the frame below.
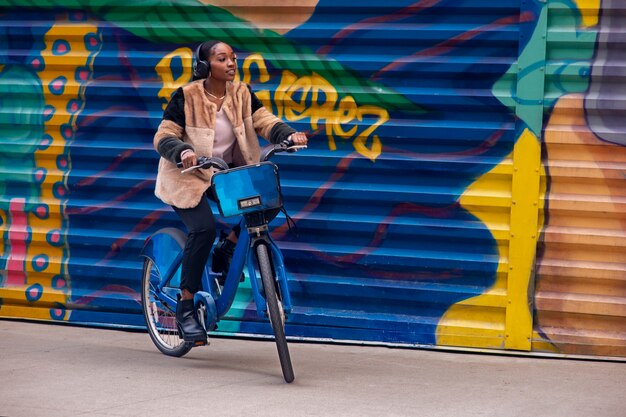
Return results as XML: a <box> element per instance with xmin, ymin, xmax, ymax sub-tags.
<box><xmin>256</xmin><ymin>243</ymin><xmax>294</xmax><ymax>383</ymax></box>
<box><xmin>142</xmin><ymin>256</ymin><xmax>191</xmax><ymax>357</ymax></box>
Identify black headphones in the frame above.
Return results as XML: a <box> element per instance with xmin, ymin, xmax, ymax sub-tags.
<box><xmin>192</xmin><ymin>42</ymin><xmax>210</xmax><ymax>80</ymax></box>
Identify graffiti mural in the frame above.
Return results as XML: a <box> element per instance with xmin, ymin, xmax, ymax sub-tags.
<box><xmin>0</xmin><ymin>0</ymin><xmax>623</xmax><ymax>357</ymax></box>
<box><xmin>534</xmin><ymin>0</ymin><xmax>626</xmax><ymax>357</ymax></box>
<box><xmin>0</xmin><ymin>10</ymin><xmax>101</xmax><ymax>320</ymax></box>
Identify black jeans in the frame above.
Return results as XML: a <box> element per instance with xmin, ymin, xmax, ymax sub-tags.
<box><xmin>172</xmin><ymin>195</ymin><xmax>217</xmax><ymax>294</ymax></box>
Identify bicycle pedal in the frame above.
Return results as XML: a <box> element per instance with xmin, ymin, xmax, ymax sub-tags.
<box><xmin>192</xmin><ymin>339</ymin><xmax>208</xmax><ymax>347</ymax></box>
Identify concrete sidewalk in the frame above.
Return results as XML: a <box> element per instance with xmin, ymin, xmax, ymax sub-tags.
<box><xmin>0</xmin><ymin>320</ymin><xmax>624</xmax><ymax>417</ymax></box>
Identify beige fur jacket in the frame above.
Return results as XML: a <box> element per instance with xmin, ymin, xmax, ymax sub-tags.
<box><xmin>153</xmin><ymin>80</ymin><xmax>294</xmax><ymax>209</ymax></box>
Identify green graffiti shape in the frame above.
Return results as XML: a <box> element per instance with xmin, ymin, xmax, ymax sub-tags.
<box><xmin>492</xmin><ymin>0</ymin><xmax>597</xmax><ymax>135</ymax></box>
<box><xmin>0</xmin><ymin>65</ymin><xmax>44</xmax><ymax>208</ymax></box>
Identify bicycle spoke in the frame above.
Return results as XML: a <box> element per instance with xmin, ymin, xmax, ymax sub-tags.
<box><xmin>141</xmin><ymin>252</ymin><xmax>191</xmax><ymax>357</ymax></box>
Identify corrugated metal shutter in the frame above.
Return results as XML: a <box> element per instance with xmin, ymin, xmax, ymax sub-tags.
<box><xmin>533</xmin><ymin>0</ymin><xmax>626</xmax><ymax>357</ymax></box>
<box><xmin>0</xmin><ymin>0</ymin><xmax>623</xmax><ymax>358</ymax></box>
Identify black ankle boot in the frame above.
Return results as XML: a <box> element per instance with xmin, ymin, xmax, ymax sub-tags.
<box><xmin>176</xmin><ymin>299</ymin><xmax>206</xmax><ymax>343</ymax></box>
<box><xmin>212</xmin><ymin>231</ymin><xmax>236</xmax><ymax>275</ymax></box>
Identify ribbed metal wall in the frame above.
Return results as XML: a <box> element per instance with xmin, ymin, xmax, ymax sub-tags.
<box><xmin>0</xmin><ymin>0</ymin><xmax>623</xmax><ymax>358</ymax></box>
<box><xmin>534</xmin><ymin>0</ymin><xmax>626</xmax><ymax>357</ymax></box>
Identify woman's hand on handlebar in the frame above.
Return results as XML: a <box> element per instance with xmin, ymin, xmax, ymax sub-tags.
<box><xmin>180</xmin><ymin>149</ymin><xmax>197</xmax><ymax>170</ymax></box>
<box><xmin>262</xmin><ymin>135</ymin><xmax>307</xmax><ymax>161</ymax></box>
<box><xmin>288</xmin><ymin>132</ymin><xmax>308</xmax><ymax>147</ymax></box>
<box><xmin>177</xmin><ymin>155</ymin><xmax>229</xmax><ymax>173</ymax></box>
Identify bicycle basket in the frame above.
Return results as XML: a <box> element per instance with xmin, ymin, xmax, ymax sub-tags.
<box><xmin>211</xmin><ymin>161</ymin><xmax>283</xmax><ymax>217</ymax></box>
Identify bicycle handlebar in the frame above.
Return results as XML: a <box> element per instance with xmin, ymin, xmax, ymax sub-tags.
<box><xmin>259</xmin><ymin>139</ymin><xmax>306</xmax><ymax>162</ymax></box>
<box><xmin>177</xmin><ymin>156</ymin><xmax>229</xmax><ymax>174</ymax></box>
<box><xmin>177</xmin><ymin>139</ymin><xmax>306</xmax><ymax>174</ymax></box>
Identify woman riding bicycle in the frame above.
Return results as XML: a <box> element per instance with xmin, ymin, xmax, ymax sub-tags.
<box><xmin>152</xmin><ymin>40</ymin><xmax>308</xmax><ymax>344</ymax></box>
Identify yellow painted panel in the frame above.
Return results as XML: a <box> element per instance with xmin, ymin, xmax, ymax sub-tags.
<box><xmin>506</xmin><ymin>128</ymin><xmax>545</xmax><ymax>350</ymax></box>
<box><xmin>437</xmin><ymin>153</ymin><xmax>513</xmax><ymax>349</ymax></box>
<box><xmin>437</xmin><ymin>304</ymin><xmax>507</xmax><ymax>349</ymax></box>
<box><xmin>438</xmin><ymin>127</ymin><xmax>549</xmax><ymax>351</ymax></box>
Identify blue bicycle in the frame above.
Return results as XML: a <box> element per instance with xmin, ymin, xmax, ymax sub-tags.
<box><xmin>140</xmin><ymin>141</ymin><xmax>304</xmax><ymax>383</ymax></box>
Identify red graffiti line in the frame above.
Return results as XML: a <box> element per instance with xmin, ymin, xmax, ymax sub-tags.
<box><xmin>372</xmin><ymin>11</ymin><xmax>535</xmax><ymax>80</ymax></box>
<box><xmin>274</xmin><ymin>126</ymin><xmax>503</xmax><ymax>240</ymax></box>
<box><xmin>71</xmin><ymin>284</ymin><xmax>141</xmax><ymax>306</ymax></box>
<box><xmin>6</xmin><ymin>198</ymin><xmax>28</xmax><ymax>286</ymax></box>
<box><xmin>289</xmin><ymin>201</ymin><xmax>460</xmax><ymax>269</ymax></box>
<box><xmin>317</xmin><ymin>0</ymin><xmax>444</xmax><ymax>56</ymax></box>
<box><xmin>75</xmin><ymin>148</ymin><xmax>147</xmax><ymax>188</ymax></box>
<box><xmin>268</xmin><ymin>133</ymin><xmax>491</xmax><ymax>275</ymax></box>
<box><xmin>79</xmin><ymin>105</ymin><xmax>151</xmax><ymax>126</ymax></box>
<box><xmin>66</xmin><ymin>179</ymin><xmax>154</xmax><ymax>215</ymax></box>
<box><xmin>294</xmin><ymin>249</ymin><xmax>465</xmax><ymax>280</ymax></box>
<box><xmin>273</xmin><ymin>152</ymin><xmax>361</xmax><ymax>238</ymax></box>
<box><xmin>97</xmin><ymin>208</ymin><xmax>170</xmax><ymax>264</ymax></box>
<box><xmin>269</xmin><ymin>149</ymin><xmax>463</xmax><ymax>272</ymax></box>
<box><xmin>335</xmin><ymin>201</ymin><xmax>460</xmax><ymax>264</ymax></box>
<box><xmin>382</xmin><ymin>127</ymin><xmax>506</xmax><ymax>160</ymax></box>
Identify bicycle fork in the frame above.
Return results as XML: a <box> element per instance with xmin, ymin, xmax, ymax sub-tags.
<box><xmin>247</xmin><ymin>234</ymin><xmax>293</xmax><ymax>319</ymax></box>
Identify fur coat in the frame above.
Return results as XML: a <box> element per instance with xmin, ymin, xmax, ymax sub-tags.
<box><xmin>153</xmin><ymin>80</ymin><xmax>293</xmax><ymax>209</ymax></box>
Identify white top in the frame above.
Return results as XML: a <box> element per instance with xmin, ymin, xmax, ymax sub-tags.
<box><xmin>213</xmin><ymin>108</ymin><xmax>236</xmax><ymax>164</ymax></box>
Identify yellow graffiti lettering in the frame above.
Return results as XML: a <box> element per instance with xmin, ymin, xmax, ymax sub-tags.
<box><xmin>242</xmin><ymin>53</ymin><xmax>271</xmax><ymax>108</ymax></box>
<box><xmin>284</xmin><ymin>73</ymin><xmax>311</xmax><ymax>122</ymax></box>
<box><xmin>329</xmin><ymin>96</ymin><xmax>358</xmax><ymax>141</ymax></box>
<box><xmin>242</xmin><ymin>53</ymin><xmax>270</xmax><ymax>84</ymax></box>
<box><xmin>353</xmin><ymin>105</ymin><xmax>387</xmax><ymax>160</ymax></box>
<box><xmin>309</xmin><ymin>73</ymin><xmax>339</xmax><ymax>131</ymax></box>
<box><xmin>274</xmin><ymin>70</ymin><xmax>299</xmax><ymax>120</ymax></box>
<box><xmin>156</xmin><ymin>48</ymin><xmax>193</xmax><ymax>110</ymax></box>
<box><xmin>243</xmin><ymin>55</ymin><xmax>388</xmax><ymax>161</ymax></box>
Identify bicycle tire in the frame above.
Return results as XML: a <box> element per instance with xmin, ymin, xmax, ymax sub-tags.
<box><xmin>142</xmin><ymin>256</ymin><xmax>192</xmax><ymax>357</ymax></box>
<box><xmin>256</xmin><ymin>243</ymin><xmax>295</xmax><ymax>383</ymax></box>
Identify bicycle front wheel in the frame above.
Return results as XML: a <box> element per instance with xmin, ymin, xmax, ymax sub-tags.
<box><xmin>142</xmin><ymin>257</ymin><xmax>191</xmax><ymax>357</ymax></box>
<box><xmin>256</xmin><ymin>243</ymin><xmax>295</xmax><ymax>383</ymax></box>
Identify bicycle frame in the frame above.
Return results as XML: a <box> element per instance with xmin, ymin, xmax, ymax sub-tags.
<box><xmin>141</xmin><ymin>184</ymin><xmax>293</xmax><ymax>330</ymax></box>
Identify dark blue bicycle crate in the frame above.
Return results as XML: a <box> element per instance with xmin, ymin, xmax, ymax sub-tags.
<box><xmin>211</xmin><ymin>162</ymin><xmax>283</xmax><ymax>217</ymax></box>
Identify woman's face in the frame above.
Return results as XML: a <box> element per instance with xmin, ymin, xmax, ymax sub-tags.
<box><xmin>209</xmin><ymin>43</ymin><xmax>237</xmax><ymax>82</ymax></box>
